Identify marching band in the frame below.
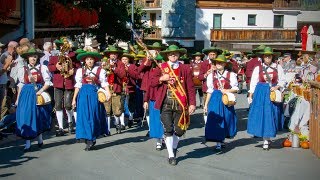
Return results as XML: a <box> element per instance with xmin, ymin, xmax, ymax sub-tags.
<box><xmin>0</xmin><ymin>36</ymin><xmax>319</xmax><ymax>166</ymax></box>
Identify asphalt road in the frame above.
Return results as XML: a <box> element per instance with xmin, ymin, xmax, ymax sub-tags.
<box><xmin>0</xmin><ymin>91</ymin><xmax>319</xmax><ymax>180</ymax></box>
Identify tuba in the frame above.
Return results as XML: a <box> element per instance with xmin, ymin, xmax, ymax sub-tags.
<box><xmin>58</xmin><ymin>38</ymin><xmax>73</xmax><ymax>78</ymax></box>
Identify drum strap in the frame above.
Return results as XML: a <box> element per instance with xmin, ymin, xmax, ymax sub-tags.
<box><xmin>262</xmin><ymin>66</ymin><xmax>272</xmax><ymax>87</ymax></box>
<box><xmin>25</xmin><ymin>65</ymin><xmax>39</xmax><ymax>91</ymax></box>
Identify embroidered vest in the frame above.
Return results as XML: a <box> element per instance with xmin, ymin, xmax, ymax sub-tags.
<box><xmin>82</xmin><ymin>67</ymin><xmax>102</xmax><ymax>85</ymax></box>
<box><xmin>258</xmin><ymin>65</ymin><xmax>278</xmax><ymax>85</ymax></box>
<box><xmin>23</xmin><ymin>66</ymin><xmax>44</xmax><ymax>84</ymax></box>
<box><xmin>213</xmin><ymin>71</ymin><xmax>231</xmax><ymax>89</ymax></box>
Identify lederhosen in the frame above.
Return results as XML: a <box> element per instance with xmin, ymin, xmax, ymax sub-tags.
<box><xmin>161</xmin><ymin>66</ymin><xmax>185</xmax><ymax>137</ymax></box>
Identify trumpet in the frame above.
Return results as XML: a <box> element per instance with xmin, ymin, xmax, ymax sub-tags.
<box><xmin>101</xmin><ymin>58</ymin><xmax>115</xmax><ymax>76</ymax></box>
<box><xmin>58</xmin><ymin>38</ymin><xmax>73</xmax><ymax>78</ymax></box>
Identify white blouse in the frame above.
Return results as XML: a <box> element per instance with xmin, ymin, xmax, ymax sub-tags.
<box><xmin>74</xmin><ymin>66</ymin><xmax>108</xmax><ymax>88</ymax></box>
<box><xmin>206</xmin><ymin>70</ymin><xmax>239</xmax><ymax>93</ymax></box>
<box><xmin>17</xmin><ymin>64</ymin><xmax>52</xmax><ymax>89</ymax></box>
<box><xmin>249</xmin><ymin>63</ymin><xmax>285</xmax><ymax>94</ymax></box>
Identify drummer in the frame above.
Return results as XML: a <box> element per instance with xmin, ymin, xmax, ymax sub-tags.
<box><xmin>203</xmin><ymin>55</ymin><xmax>238</xmax><ymax>151</ymax></box>
<box><xmin>190</xmin><ymin>52</ymin><xmax>205</xmax><ymax>108</ymax></box>
<box><xmin>247</xmin><ymin>47</ymin><xmax>285</xmax><ymax>150</ymax></box>
<box><xmin>15</xmin><ymin>48</ymin><xmax>53</xmax><ymax>152</ymax></box>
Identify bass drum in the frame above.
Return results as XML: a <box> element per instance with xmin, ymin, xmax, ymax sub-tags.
<box><xmin>37</xmin><ymin>92</ymin><xmax>51</xmax><ymax>106</ymax></box>
<box><xmin>222</xmin><ymin>93</ymin><xmax>236</xmax><ymax>106</ymax></box>
<box><xmin>270</xmin><ymin>90</ymin><xmax>282</xmax><ymax>103</ymax></box>
<box><xmin>97</xmin><ymin>88</ymin><xmax>110</xmax><ymax>103</ymax></box>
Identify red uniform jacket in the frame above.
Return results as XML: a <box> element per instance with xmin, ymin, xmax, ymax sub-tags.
<box><xmin>229</xmin><ymin>59</ymin><xmax>239</xmax><ymax>74</ymax></box>
<box><xmin>198</xmin><ymin>59</ymin><xmax>211</xmax><ymax>92</ymax></box>
<box><xmin>245</xmin><ymin>58</ymin><xmax>261</xmax><ymax>84</ymax></box>
<box><xmin>126</xmin><ymin>64</ymin><xmax>140</xmax><ymax>93</ymax></box>
<box><xmin>150</xmin><ymin>63</ymin><xmax>196</xmax><ymax>110</ymax></box>
<box><xmin>48</xmin><ymin>52</ymin><xmax>79</xmax><ymax>90</ymax></box>
<box><xmin>137</xmin><ymin>58</ymin><xmax>152</xmax><ymax>92</ymax></box>
<box><xmin>108</xmin><ymin>60</ymin><xmax>126</xmax><ymax>93</ymax></box>
<box><xmin>143</xmin><ymin>68</ymin><xmax>158</xmax><ymax>102</ymax></box>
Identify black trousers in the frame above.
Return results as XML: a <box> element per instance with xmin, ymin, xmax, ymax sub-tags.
<box><xmin>54</xmin><ymin>88</ymin><xmax>74</xmax><ymax>111</ymax></box>
<box><xmin>160</xmin><ymin>95</ymin><xmax>185</xmax><ymax>137</ymax></box>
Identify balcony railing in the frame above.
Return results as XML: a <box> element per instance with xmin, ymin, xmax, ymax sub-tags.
<box><xmin>135</xmin><ymin>0</ymin><xmax>162</xmax><ymax>9</ymax></box>
<box><xmin>272</xmin><ymin>0</ymin><xmax>301</xmax><ymax>9</ymax></box>
<box><xmin>210</xmin><ymin>29</ymin><xmax>296</xmax><ymax>42</ymax></box>
<box><xmin>144</xmin><ymin>28</ymin><xmax>161</xmax><ymax>39</ymax></box>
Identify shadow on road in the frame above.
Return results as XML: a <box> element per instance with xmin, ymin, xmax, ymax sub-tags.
<box><xmin>0</xmin><ymin>173</ymin><xmax>16</xmax><ymax>178</ymax></box>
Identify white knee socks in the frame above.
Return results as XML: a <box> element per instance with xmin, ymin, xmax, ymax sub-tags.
<box><xmin>165</xmin><ymin>136</ymin><xmax>174</xmax><ymax>158</ymax></box>
<box><xmin>172</xmin><ymin>134</ymin><xmax>180</xmax><ymax>149</ymax></box>
<box><xmin>56</xmin><ymin>111</ymin><xmax>64</xmax><ymax>129</ymax></box>
<box><xmin>107</xmin><ymin>116</ymin><xmax>111</xmax><ymax>132</ymax></box>
<box><xmin>204</xmin><ymin>115</ymin><xmax>207</xmax><ymax>124</ymax></box>
<box><xmin>120</xmin><ymin>113</ymin><xmax>125</xmax><ymax>126</ymax></box>
<box><xmin>156</xmin><ymin>138</ymin><xmax>162</xmax><ymax>146</ymax></box>
<box><xmin>146</xmin><ymin>116</ymin><xmax>150</xmax><ymax>130</ymax></box>
<box><xmin>73</xmin><ymin>111</ymin><xmax>77</xmax><ymax>123</ymax></box>
<box><xmin>25</xmin><ymin>140</ymin><xmax>31</xmax><ymax>149</ymax></box>
<box><xmin>129</xmin><ymin>111</ymin><xmax>134</xmax><ymax>121</ymax></box>
<box><xmin>38</xmin><ymin>134</ymin><xmax>43</xmax><ymax>144</ymax></box>
<box><xmin>114</xmin><ymin>115</ymin><xmax>120</xmax><ymax>125</ymax></box>
<box><xmin>66</xmin><ymin>110</ymin><xmax>73</xmax><ymax>123</ymax></box>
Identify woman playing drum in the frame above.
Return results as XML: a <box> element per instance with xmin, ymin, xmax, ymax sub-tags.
<box><xmin>72</xmin><ymin>51</ymin><xmax>111</xmax><ymax>151</ymax></box>
<box><xmin>15</xmin><ymin>48</ymin><xmax>53</xmax><ymax>152</ymax></box>
<box><xmin>204</xmin><ymin>55</ymin><xmax>238</xmax><ymax>151</ymax></box>
<box><xmin>247</xmin><ymin>47</ymin><xmax>285</xmax><ymax>150</ymax></box>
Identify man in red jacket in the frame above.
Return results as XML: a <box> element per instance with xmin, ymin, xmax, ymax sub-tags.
<box><xmin>197</xmin><ymin>46</ymin><xmax>222</xmax><ymax>123</ymax></box>
<box><xmin>150</xmin><ymin>45</ymin><xmax>196</xmax><ymax>165</ymax></box>
<box><xmin>121</xmin><ymin>51</ymin><xmax>140</xmax><ymax>128</ymax></box>
<box><xmin>48</xmin><ymin>44</ymin><xmax>79</xmax><ymax>136</ymax></box>
<box><xmin>245</xmin><ymin>54</ymin><xmax>261</xmax><ymax>92</ymax></box>
<box><xmin>102</xmin><ymin>46</ymin><xmax>126</xmax><ymax>134</ymax></box>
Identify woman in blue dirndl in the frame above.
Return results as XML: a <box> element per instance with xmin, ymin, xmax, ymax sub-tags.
<box><xmin>72</xmin><ymin>51</ymin><xmax>111</xmax><ymax>151</ymax></box>
<box><xmin>204</xmin><ymin>55</ymin><xmax>239</xmax><ymax>151</ymax></box>
<box><xmin>247</xmin><ymin>47</ymin><xmax>285</xmax><ymax>150</ymax></box>
<box><xmin>15</xmin><ymin>48</ymin><xmax>53</xmax><ymax>152</ymax></box>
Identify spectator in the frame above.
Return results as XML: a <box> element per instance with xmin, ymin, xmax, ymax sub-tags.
<box><xmin>40</xmin><ymin>42</ymin><xmax>52</xmax><ymax>66</ymax></box>
<box><xmin>0</xmin><ymin>41</ymin><xmax>18</xmax><ymax>115</ymax></box>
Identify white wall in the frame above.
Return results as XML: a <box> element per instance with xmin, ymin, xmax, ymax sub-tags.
<box><xmin>298</xmin><ymin>11</ymin><xmax>320</xmax><ymax>22</ymax></box>
<box><xmin>196</xmin><ymin>9</ymin><xmax>298</xmax><ymax>48</ymax></box>
<box><xmin>141</xmin><ymin>10</ymin><xmax>162</xmax><ymax>28</ymax></box>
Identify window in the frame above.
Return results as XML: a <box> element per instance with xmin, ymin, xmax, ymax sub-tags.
<box><xmin>150</xmin><ymin>13</ymin><xmax>156</xmax><ymax>26</ymax></box>
<box><xmin>213</xmin><ymin>14</ymin><xmax>222</xmax><ymax>29</ymax></box>
<box><xmin>248</xmin><ymin>14</ymin><xmax>256</xmax><ymax>26</ymax></box>
<box><xmin>274</xmin><ymin>15</ymin><xmax>284</xmax><ymax>28</ymax></box>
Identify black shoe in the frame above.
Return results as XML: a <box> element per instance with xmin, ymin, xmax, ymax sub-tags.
<box><xmin>38</xmin><ymin>143</ymin><xmax>43</xmax><ymax>148</ymax></box>
<box><xmin>168</xmin><ymin>157</ymin><xmax>177</xmax><ymax>165</ymax></box>
<box><xmin>121</xmin><ymin>125</ymin><xmax>126</xmax><ymax>130</ymax></box>
<box><xmin>56</xmin><ymin>129</ymin><xmax>65</xmax><ymax>136</ymax></box>
<box><xmin>199</xmin><ymin>105</ymin><xmax>203</xmax><ymax>109</ymax></box>
<box><xmin>23</xmin><ymin>147</ymin><xmax>31</xmax><ymax>152</ymax></box>
<box><xmin>85</xmin><ymin>141</ymin><xmax>93</xmax><ymax>151</ymax></box>
<box><xmin>128</xmin><ymin>120</ymin><xmax>133</xmax><ymax>128</ymax></box>
<box><xmin>68</xmin><ymin>123</ymin><xmax>75</xmax><ymax>134</ymax></box>
<box><xmin>145</xmin><ymin>131</ymin><xmax>149</xmax><ymax>137</ymax></box>
<box><xmin>116</xmin><ymin>125</ymin><xmax>121</xmax><ymax>134</ymax></box>
<box><xmin>76</xmin><ymin>139</ymin><xmax>80</xmax><ymax>143</ymax></box>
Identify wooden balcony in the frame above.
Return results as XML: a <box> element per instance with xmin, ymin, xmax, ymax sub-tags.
<box><xmin>210</xmin><ymin>29</ymin><xmax>296</xmax><ymax>42</ymax></box>
<box><xmin>135</xmin><ymin>0</ymin><xmax>161</xmax><ymax>9</ymax></box>
<box><xmin>272</xmin><ymin>0</ymin><xmax>301</xmax><ymax>9</ymax></box>
<box><xmin>144</xmin><ymin>27</ymin><xmax>161</xmax><ymax>40</ymax></box>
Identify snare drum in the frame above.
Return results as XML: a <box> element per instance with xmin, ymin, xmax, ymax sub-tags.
<box><xmin>97</xmin><ymin>88</ymin><xmax>110</xmax><ymax>103</ymax></box>
<box><xmin>222</xmin><ymin>93</ymin><xmax>236</xmax><ymax>106</ymax></box>
<box><xmin>37</xmin><ymin>92</ymin><xmax>51</xmax><ymax>105</ymax></box>
<box><xmin>270</xmin><ymin>90</ymin><xmax>282</xmax><ymax>103</ymax></box>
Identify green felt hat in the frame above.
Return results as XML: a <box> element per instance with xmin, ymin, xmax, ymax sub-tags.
<box><xmin>154</xmin><ymin>54</ymin><xmax>164</xmax><ymax>61</ymax></box>
<box><xmin>147</xmin><ymin>42</ymin><xmax>164</xmax><ymax>50</ymax></box>
<box><xmin>135</xmin><ymin>51</ymin><xmax>146</xmax><ymax>59</ymax></box>
<box><xmin>179</xmin><ymin>54</ymin><xmax>189</xmax><ymax>60</ymax></box>
<box><xmin>192</xmin><ymin>52</ymin><xmax>205</xmax><ymax>58</ymax></box>
<box><xmin>211</xmin><ymin>55</ymin><xmax>228</xmax><ymax>63</ymax></box>
<box><xmin>21</xmin><ymin>48</ymin><xmax>44</xmax><ymax>59</ymax></box>
<box><xmin>257</xmin><ymin>47</ymin><xmax>275</xmax><ymax>55</ymax></box>
<box><xmin>253</xmin><ymin>44</ymin><xmax>266</xmax><ymax>52</ymax></box>
<box><xmin>104</xmin><ymin>45</ymin><xmax>123</xmax><ymax>55</ymax></box>
<box><xmin>202</xmin><ymin>47</ymin><xmax>223</xmax><ymax>55</ymax></box>
<box><xmin>54</xmin><ymin>39</ymin><xmax>64</xmax><ymax>45</ymax></box>
<box><xmin>76</xmin><ymin>51</ymin><xmax>102</xmax><ymax>62</ymax></box>
<box><xmin>75</xmin><ymin>49</ymin><xmax>86</xmax><ymax>54</ymax></box>
<box><xmin>160</xmin><ymin>45</ymin><xmax>187</xmax><ymax>57</ymax></box>
<box><xmin>121</xmin><ymin>50</ymin><xmax>135</xmax><ymax>60</ymax></box>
